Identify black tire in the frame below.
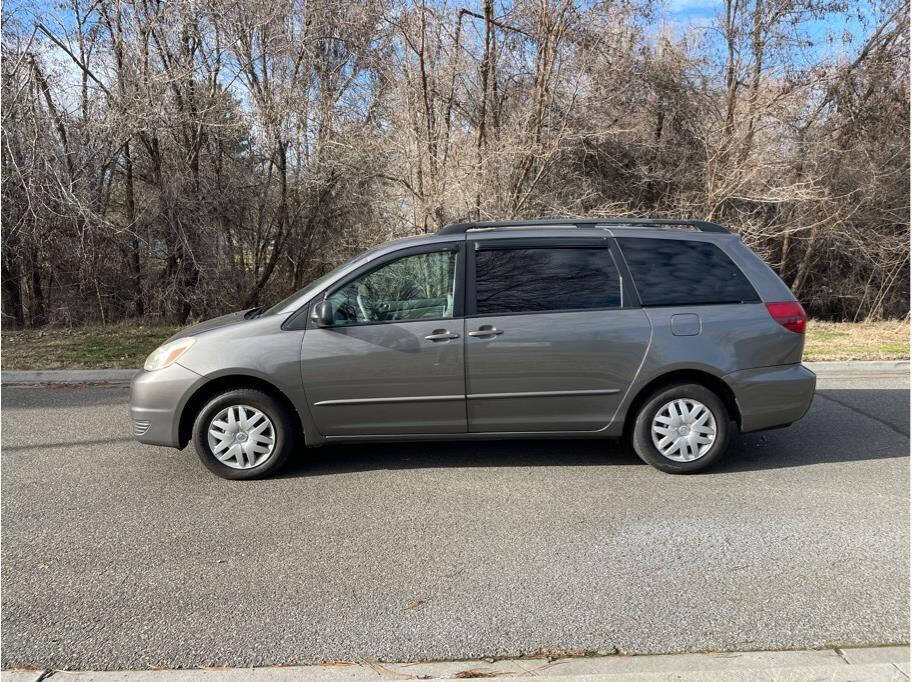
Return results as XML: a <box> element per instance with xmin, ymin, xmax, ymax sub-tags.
<box><xmin>192</xmin><ymin>388</ymin><xmax>297</xmax><ymax>480</ymax></box>
<box><xmin>630</xmin><ymin>383</ymin><xmax>731</xmax><ymax>474</ymax></box>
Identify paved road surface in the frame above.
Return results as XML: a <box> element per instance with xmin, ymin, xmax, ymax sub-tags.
<box><xmin>1</xmin><ymin>374</ymin><xmax>908</xmax><ymax>670</ymax></box>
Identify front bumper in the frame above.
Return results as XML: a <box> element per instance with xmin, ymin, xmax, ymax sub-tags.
<box><xmin>725</xmin><ymin>363</ymin><xmax>816</xmax><ymax>433</ymax></box>
<box><xmin>129</xmin><ymin>363</ymin><xmax>204</xmax><ymax>447</ymax></box>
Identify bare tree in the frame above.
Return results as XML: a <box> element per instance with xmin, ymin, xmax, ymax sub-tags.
<box><xmin>1</xmin><ymin>0</ymin><xmax>907</xmax><ymax>327</ymax></box>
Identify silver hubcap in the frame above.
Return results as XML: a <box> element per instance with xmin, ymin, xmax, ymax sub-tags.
<box><xmin>207</xmin><ymin>405</ymin><xmax>276</xmax><ymax>469</ymax></box>
<box><xmin>651</xmin><ymin>398</ymin><xmax>717</xmax><ymax>462</ymax></box>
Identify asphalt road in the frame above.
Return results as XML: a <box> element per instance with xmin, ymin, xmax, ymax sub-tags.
<box><xmin>1</xmin><ymin>374</ymin><xmax>908</xmax><ymax>670</ymax></box>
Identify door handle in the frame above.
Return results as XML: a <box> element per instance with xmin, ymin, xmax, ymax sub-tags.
<box><xmin>424</xmin><ymin>330</ymin><xmax>460</xmax><ymax>342</ymax></box>
<box><xmin>468</xmin><ymin>326</ymin><xmax>503</xmax><ymax>338</ymax></box>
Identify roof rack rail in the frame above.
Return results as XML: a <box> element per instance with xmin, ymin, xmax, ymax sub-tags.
<box><xmin>437</xmin><ymin>218</ymin><xmax>729</xmax><ymax>235</ymax></box>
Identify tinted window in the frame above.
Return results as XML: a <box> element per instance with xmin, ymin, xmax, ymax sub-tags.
<box><xmin>617</xmin><ymin>238</ymin><xmax>759</xmax><ymax>306</ymax></box>
<box><xmin>474</xmin><ymin>247</ymin><xmax>621</xmax><ymax>315</ymax></box>
<box><xmin>327</xmin><ymin>249</ymin><xmax>457</xmax><ymax>325</ymax></box>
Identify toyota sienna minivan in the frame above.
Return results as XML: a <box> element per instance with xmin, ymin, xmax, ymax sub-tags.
<box><xmin>130</xmin><ymin>218</ymin><xmax>816</xmax><ymax>479</ymax></box>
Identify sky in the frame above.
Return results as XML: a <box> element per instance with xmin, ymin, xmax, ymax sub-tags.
<box><xmin>660</xmin><ymin>0</ymin><xmax>878</xmax><ymax>63</ymax></box>
<box><xmin>10</xmin><ymin>0</ymin><xmax>887</xmax><ymax>104</ymax></box>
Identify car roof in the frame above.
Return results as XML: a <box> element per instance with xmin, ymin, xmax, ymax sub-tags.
<box><xmin>378</xmin><ymin>219</ymin><xmax>735</xmax><ymax>252</ymax></box>
<box><xmin>437</xmin><ymin>218</ymin><xmax>729</xmax><ymax>235</ymax></box>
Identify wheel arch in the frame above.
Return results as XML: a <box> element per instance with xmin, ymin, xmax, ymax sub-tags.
<box><xmin>622</xmin><ymin>368</ymin><xmax>742</xmax><ymax>438</ymax></box>
<box><xmin>178</xmin><ymin>374</ymin><xmax>303</xmax><ymax>449</ymax></box>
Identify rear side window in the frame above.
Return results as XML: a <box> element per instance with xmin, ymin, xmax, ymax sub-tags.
<box><xmin>617</xmin><ymin>238</ymin><xmax>759</xmax><ymax>307</ymax></box>
<box><xmin>474</xmin><ymin>247</ymin><xmax>621</xmax><ymax>315</ymax></box>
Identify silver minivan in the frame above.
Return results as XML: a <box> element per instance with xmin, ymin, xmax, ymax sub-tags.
<box><xmin>130</xmin><ymin>219</ymin><xmax>816</xmax><ymax>479</ymax></box>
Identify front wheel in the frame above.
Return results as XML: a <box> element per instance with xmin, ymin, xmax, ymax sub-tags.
<box><xmin>631</xmin><ymin>383</ymin><xmax>731</xmax><ymax>474</ymax></box>
<box><xmin>192</xmin><ymin>388</ymin><xmax>297</xmax><ymax>480</ymax></box>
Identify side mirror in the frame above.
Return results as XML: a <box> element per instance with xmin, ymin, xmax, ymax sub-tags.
<box><xmin>310</xmin><ymin>300</ymin><xmax>334</xmax><ymax>327</ymax></box>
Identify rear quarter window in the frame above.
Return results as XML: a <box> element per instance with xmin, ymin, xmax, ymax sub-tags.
<box><xmin>617</xmin><ymin>237</ymin><xmax>759</xmax><ymax>306</ymax></box>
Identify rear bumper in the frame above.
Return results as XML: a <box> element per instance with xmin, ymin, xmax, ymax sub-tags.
<box><xmin>725</xmin><ymin>363</ymin><xmax>816</xmax><ymax>433</ymax></box>
<box><xmin>129</xmin><ymin>363</ymin><xmax>204</xmax><ymax>447</ymax></box>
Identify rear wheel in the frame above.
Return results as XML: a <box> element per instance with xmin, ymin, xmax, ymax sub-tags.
<box><xmin>631</xmin><ymin>383</ymin><xmax>731</xmax><ymax>474</ymax></box>
<box><xmin>192</xmin><ymin>388</ymin><xmax>296</xmax><ymax>480</ymax></box>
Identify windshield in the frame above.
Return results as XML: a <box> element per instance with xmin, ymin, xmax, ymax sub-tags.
<box><xmin>263</xmin><ymin>252</ymin><xmax>369</xmax><ymax>315</ymax></box>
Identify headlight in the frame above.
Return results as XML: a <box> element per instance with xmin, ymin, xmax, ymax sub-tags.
<box><xmin>144</xmin><ymin>337</ymin><xmax>196</xmax><ymax>371</ymax></box>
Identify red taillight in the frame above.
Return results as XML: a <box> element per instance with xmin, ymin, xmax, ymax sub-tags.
<box><xmin>766</xmin><ymin>301</ymin><xmax>807</xmax><ymax>334</ymax></box>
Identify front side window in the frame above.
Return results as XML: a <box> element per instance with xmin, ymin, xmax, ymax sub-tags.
<box><xmin>616</xmin><ymin>238</ymin><xmax>759</xmax><ymax>307</ymax></box>
<box><xmin>326</xmin><ymin>249</ymin><xmax>458</xmax><ymax>325</ymax></box>
<box><xmin>474</xmin><ymin>247</ymin><xmax>621</xmax><ymax>315</ymax></box>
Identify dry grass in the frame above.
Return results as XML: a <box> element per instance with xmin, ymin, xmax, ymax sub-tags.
<box><xmin>804</xmin><ymin>319</ymin><xmax>909</xmax><ymax>362</ymax></box>
<box><xmin>0</xmin><ymin>319</ymin><xmax>907</xmax><ymax>369</ymax></box>
<box><xmin>1</xmin><ymin>323</ymin><xmax>179</xmax><ymax>370</ymax></box>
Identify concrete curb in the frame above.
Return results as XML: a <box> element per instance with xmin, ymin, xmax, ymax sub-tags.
<box><xmin>1</xmin><ymin>361</ymin><xmax>907</xmax><ymax>386</ymax></box>
<box><xmin>805</xmin><ymin>360</ymin><xmax>909</xmax><ymax>377</ymax></box>
<box><xmin>2</xmin><ymin>646</ymin><xmax>909</xmax><ymax>681</ymax></box>
<box><xmin>0</xmin><ymin>369</ymin><xmax>137</xmax><ymax>385</ymax></box>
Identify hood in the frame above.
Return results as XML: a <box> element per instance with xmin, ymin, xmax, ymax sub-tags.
<box><xmin>166</xmin><ymin>309</ymin><xmax>253</xmax><ymax>342</ymax></box>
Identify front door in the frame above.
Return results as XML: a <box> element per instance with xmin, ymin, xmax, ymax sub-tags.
<box><xmin>301</xmin><ymin>244</ymin><xmax>466</xmax><ymax>436</ymax></box>
<box><xmin>464</xmin><ymin>239</ymin><xmax>651</xmax><ymax>432</ymax></box>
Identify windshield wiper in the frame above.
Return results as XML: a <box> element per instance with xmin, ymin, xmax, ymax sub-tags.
<box><xmin>244</xmin><ymin>305</ymin><xmax>267</xmax><ymax>319</ymax></box>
